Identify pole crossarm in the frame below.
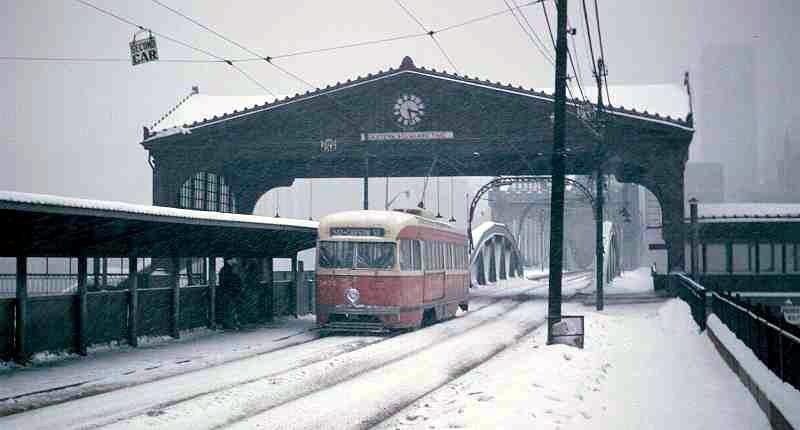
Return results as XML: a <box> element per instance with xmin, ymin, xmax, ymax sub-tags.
<box><xmin>467</xmin><ymin>175</ymin><xmax>595</xmax><ymax>251</ymax></box>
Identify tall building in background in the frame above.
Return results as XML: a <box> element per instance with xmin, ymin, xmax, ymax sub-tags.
<box><xmin>696</xmin><ymin>44</ymin><xmax>758</xmax><ymax>202</ymax></box>
<box><xmin>684</xmin><ymin>162</ymin><xmax>724</xmax><ymax>203</ymax></box>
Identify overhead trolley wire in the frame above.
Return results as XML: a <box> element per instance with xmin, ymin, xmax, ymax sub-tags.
<box><xmin>392</xmin><ymin>0</ymin><xmax>459</xmax><ymax>72</ymax></box>
<box><xmin>73</xmin><ymin>0</ymin><xmax>276</xmax><ymax>96</ymax></box>
<box><xmin>0</xmin><ymin>56</ymin><xmax>226</xmax><ymax>63</ymax></box>
<box><xmin>592</xmin><ymin>0</ymin><xmax>612</xmax><ymax>106</ymax></box>
<box><xmin>579</xmin><ymin>0</ymin><xmax>599</xmax><ymax>82</ymax></box>
<box><xmin>508</xmin><ymin>0</ymin><xmax>554</xmax><ymax>65</ymax></box>
<box><xmin>542</xmin><ymin>1</ymin><xmax>587</xmax><ymax>103</ymax></box>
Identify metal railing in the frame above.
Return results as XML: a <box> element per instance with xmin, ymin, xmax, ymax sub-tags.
<box><xmin>673</xmin><ymin>272</ymin><xmax>800</xmax><ymax>391</ymax></box>
<box><xmin>712</xmin><ymin>291</ymin><xmax>800</xmax><ymax>390</ymax></box>
<box><xmin>674</xmin><ymin>273</ymin><xmax>708</xmax><ymax>329</ymax></box>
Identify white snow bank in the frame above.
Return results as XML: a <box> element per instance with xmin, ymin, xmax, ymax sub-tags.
<box><xmin>0</xmin><ymin>190</ymin><xmax>318</xmax><ymax>230</ymax></box>
<box><xmin>707</xmin><ymin>315</ymin><xmax>800</xmax><ymax>428</ymax></box>
<box><xmin>379</xmin><ymin>299</ymin><xmax>769</xmax><ymax>430</ymax></box>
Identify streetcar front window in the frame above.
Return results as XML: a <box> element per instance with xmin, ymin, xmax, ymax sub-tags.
<box><xmin>355</xmin><ymin>242</ymin><xmax>395</xmax><ymax>269</ymax></box>
<box><xmin>319</xmin><ymin>241</ymin><xmax>354</xmax><ymax>268</ymax></box>
<box><xmin>318</xmin><ymin>241</ymin><xmax>395</xmax><ymax>269</ymax></box>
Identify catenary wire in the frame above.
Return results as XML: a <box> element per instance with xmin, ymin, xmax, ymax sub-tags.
<box><xmin>592</xmin><ymin>0</ymin><xmax>612</xmax><ymax>106</ymax></box>
<box><xmin>542</xmin><ymin>1</ymin><xmax>587</xmax><ymax>102</ymax></box>
<box><xmin>392</xmin><ymin>0</ymin><xmax>459</xmax><ymax>72</ymax></box>
<box><xmin>73</xmin><ymin>0</ymin><xmax>275</xmax><ymax>96</ymax></box>
<box><xmin>0</xmin><ymin>56</ymin><xmax>225</xmax><ymax>63</ymax></box>
<box><xmin>510</xmin><ymin>0</ymin><xmax>555</xmax><ymax>63</ymax></box>
<box><xmin>503</xmin><ymin>0</ymin><xmax>554</xmax><ymax>66</ymax></box>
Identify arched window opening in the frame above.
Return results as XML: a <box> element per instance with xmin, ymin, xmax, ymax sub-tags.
<box><xmin>179</xmin><ymin>172</ymin><xmax>238</xmax><ymax>213</ymax></box>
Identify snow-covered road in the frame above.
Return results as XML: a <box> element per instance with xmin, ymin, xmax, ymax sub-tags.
<box><xmin>2</xmin><ymin>269</ymin><xmax>777</xmax><ymax>430</ymax></box>
<box><xmin>0</xmin><ymin>273</ymin><xmax>591</xmax><ymax>429</ymax></box>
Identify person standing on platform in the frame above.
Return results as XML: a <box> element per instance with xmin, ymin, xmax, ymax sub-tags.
<box><xmin>219</xmin><ymin>257</ymin><xmax>243</xmax><ymax>330</ymax></box>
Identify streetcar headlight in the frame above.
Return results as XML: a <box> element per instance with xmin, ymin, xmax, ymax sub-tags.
<box><xmin>345</xmin><ymin>287</ymin><xmax>360</xmax><ymax>305</ymax></box>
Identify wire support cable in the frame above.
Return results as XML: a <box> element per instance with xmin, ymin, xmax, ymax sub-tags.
<box><xmin>510</xmin><ymin>0</ymin><xmax>555</xmax><ymax>64</ymax></box>
<box><xmin>579</xmin><ymin>0</ymin><xmax>598</xmax><ymax>81</ymax></box>
<box><xmin>542</xmin><ymin>1</ymin><xmax>587</xmax><ymax>103</ymax></box>
<box><xmin>591</xmin><ymin>0</ymin><xmax>612</xmax><ymax>106</ymax></box>
<box><xmin>73</xmin><ymin>0</ymin><xmax>275</xmax><ymax>95</ymax></box>
<box><xmin>503</xmin><ymin>0</ymin><xmax>555</xmax><ymax>65</ymax></box>
<box><xmin>0</xmin><ymin>56</ymin><xmax>227</xmax><ymax>63</ymax></box>
<box><xmin>392</xmin><ymin>0</ymin><xmax>459</xmax><ymax>72</ymax></box>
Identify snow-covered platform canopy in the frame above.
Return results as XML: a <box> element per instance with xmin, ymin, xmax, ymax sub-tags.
<box><xmin>0</xmin><ymin>191</ymin><xmax>318</xmax><ymax>258</ymax></box>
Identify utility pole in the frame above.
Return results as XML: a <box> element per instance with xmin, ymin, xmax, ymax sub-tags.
<box><xmin>363</xmin><ymin>151</ymin><xmax>369</xmax><ymax>210</ymax></box>
<box><xmin>595</xmin><ymin>57</ymin><xmax>607</xmax><ymax>311</ymax></box>
<box><xmin>547</xmin><ymin>0</ymin><xmax>568</xmax><ymax>344</ymax></box>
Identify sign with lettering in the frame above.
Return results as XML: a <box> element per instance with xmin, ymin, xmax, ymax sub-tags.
<box><xmin>330</xmin><ymin>227</ymin><xmax>385</xmax><ymax>237</ymax></box>
<box><xmin>648</xmin><ymin>243</ymin><xmax>667</xmax><ymax>250</ymax></box>
<box><xmin>320</xmin><ymin>138</ymin><xmax>337</xmax><ymax>152</ymax></box>
<box><xmin>360</xmin><ymin>131</ymin><xmax>454</xmax><ymax>142</ymax></box>
<box><xmin>130</xmin><ymin>32</ymin><xmax>159</xmax><ymax>66</ymax></box>
<box><xmin>782</xmin><ymin>300</ymin><xmax>800</xmax><ymax>325</ymax></box>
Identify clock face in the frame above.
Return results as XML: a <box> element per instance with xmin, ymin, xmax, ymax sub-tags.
<box><xmin>394</xmin><ymin>94</ymin><xmax>425</xmax><ymax>127</ymax></box>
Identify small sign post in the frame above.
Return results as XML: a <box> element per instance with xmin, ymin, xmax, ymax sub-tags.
<box><xmin>130</xmin><ymin>30</ymin><xmax>159</xmax><ymax>66</ymax></box>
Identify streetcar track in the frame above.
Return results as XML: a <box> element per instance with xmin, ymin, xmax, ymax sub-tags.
<box><xmin>187</xmin><ymin>273</ymin><xmax>593</xmax><ymax>429</ymax></box>
<box><xmin>225</xmin><ymin>299</ymin><xmax>560</xmax><ymax>430</ymax></box>
<box><xmin>3</xmin><ymin>272</ymin><xmax>591</xmax><ymax>429</ymax></box>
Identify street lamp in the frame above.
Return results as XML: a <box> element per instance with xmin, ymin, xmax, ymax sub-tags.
<box><xmin>386</xmin><ymin>189</ymin><xmax>411</xmax><ymax>210</ymax></box>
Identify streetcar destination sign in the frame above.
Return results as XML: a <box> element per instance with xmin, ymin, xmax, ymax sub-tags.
<box><xmin>330</xmin><ymin>227</ymin><xmax>385</xmax><ymax>237</ymax></box>
<box><xmin>130</xmin><ymin>33</ymin><xmax>159</xmax><ymax>66</ymax></box>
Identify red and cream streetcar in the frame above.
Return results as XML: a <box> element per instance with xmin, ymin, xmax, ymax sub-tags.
<box><xmin>316</xmin><ymin>209</ymin><xmax>470</xmax><ymax>333</ymax></box>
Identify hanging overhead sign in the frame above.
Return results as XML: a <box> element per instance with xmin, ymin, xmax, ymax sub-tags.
<box><xmin>130</xmin><ymin>30</ymin><xmax>159</xmax><ymax>66</ymax></box>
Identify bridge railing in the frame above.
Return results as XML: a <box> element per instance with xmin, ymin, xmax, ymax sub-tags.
<box><xmin>711</xmin><ymin>291</ymin><xmax>800</xmax><ymax>390</ymax></box>
<box><xmin>673</xmin><ymin>273</ymin><xmax>709</xmax><ymax>330</ymax></box>
<box><xmin>672</xmin><ymin>273</ymin><xmax>800</xmax><ymax>391</ymax></box>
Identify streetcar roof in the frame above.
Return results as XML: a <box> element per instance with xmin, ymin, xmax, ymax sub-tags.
<box><xmin>318</xmin><ymin>210</ymin><xmax>458</xmax><ymax>240</ymax></box>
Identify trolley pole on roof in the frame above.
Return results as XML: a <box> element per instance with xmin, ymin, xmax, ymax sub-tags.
<box><xmin>546</xmin><ymin>0</ymin><xmax>569</xmax><ymax>344</ymax></box>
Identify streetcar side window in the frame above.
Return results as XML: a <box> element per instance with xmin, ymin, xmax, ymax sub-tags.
<box><xmin>412</xmin><ymin>240</ymin><xmax>421</xmax><ymax>270</ymax></box>
<box><xmin>400</xmin><ymin>240</ymin><xmax>422</xmax><ymax>271</ymax></box>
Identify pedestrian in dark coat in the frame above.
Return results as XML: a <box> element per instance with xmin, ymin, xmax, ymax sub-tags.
<box><xmin>219</xmin><ymin>257</ymin><xmax>243</xmax><ymax>329</ymax></box>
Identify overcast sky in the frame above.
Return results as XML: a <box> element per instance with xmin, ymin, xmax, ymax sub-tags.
<box><xmin>2</xmin><ymin>0</ymin><xmax>799</xmax><ymax>212</ymax></box>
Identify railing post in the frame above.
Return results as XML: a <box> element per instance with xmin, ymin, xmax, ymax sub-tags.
<box><xmin>291</xmin><ymin>258</ymin><xmax>299</xmax><ymax>317</ymax></box>
<box><xmin>128</xmin><ymin>257</ymin><xmax>139</xmax><ymax>347</ymax></box>
<box><xmin>264</xmin><ymin>258</ymin><xmax>274</xmax><ymax>321</ymax></box>
<box><xmin>704</xmin><ymin>291</ymin><xmax>713</xmax><ymax>328</ymax></box>
<box><xmin>208</xmin><ymin>257</ymin><xmax>217</xmax><ymax>329</ymax></box>
<box><xmin>171</xmin><ymin>256</ymin><xmax>180</xmax><ymax>338</ymax></box>
<box><xmin>15</xmin><ymin>256</ymin><xmax>28</xmax><ymax>363</ymax></box>
<box><xmin>77</xmin><ymin>257</ymin><xmax>88</xmax><ymax>355</ymax></box>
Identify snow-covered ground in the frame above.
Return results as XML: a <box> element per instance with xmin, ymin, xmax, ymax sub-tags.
<box><xmin>0</xmin><ymin>268</ymin><xmax>789</xmax><ymax>429</ymax></box>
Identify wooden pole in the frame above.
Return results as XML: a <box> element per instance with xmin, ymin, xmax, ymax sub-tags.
<box><xmin>264</xmin><ymin>258</ymin><xmax>274</xmax><ymax>321</ymax></box>
<box><xmin>291</xmin><ymin>256</ymin><xmax>298</xmax><ymax>318</ymax></box>
<box><xmin>128</xmin><ymin>257</ymin><xmax>139</xmax><ymax>347</ymax></box>
<box><xmin>547</xmin><ymin>0</ymin><xmax>568</xmax><ymax>344</ymax></box>
<box><xmin>208</xmin><ymin>257</ymin><xmax>217</xmax><ymax>329</ymax></box>
<box><xmin>15</xmin><ymin>256</ymin><xmax>28</xmax><ymax>363</ymax></box>
<box><xmin>171</xmin><ymin>256</ymin><xmax>180</xmax><ymax>338</ymax></box>
<box><xmin>596</xmin><ymin>173</ymin><xmax>604</xmax><ymax>311</ymax></box>
<box><xmin>77</xmin><ymin>257</ymin><xmax>88</xmax><ymax>355</ymax></box>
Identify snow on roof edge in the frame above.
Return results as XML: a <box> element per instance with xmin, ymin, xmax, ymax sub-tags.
<box><xmin>0</xmin><ymin>191</ymin><xmax>318</xmax><ymax>230</ymax></box>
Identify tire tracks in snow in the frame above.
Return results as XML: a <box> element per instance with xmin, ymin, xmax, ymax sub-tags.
<box><xmin>105</xmin><ymin>272</ymin><xmax>591</xmax><ymax>430</ymax></box>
